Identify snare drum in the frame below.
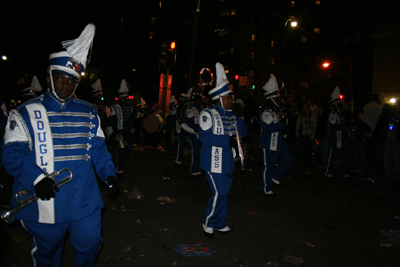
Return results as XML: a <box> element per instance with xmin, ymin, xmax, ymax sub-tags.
<box><xmin>143</xmin><ymin>113</ymin><xmax>164</xmax><ymax>133</ymax></box>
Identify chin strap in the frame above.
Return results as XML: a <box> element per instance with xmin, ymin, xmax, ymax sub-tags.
<box><xmin>49</xmin><ymin>72</ymin><xmax>78</xmax><ymax>102</ymax></box>
<box><xmin>271</xmin><ymin>97</ymin><xmax>280</xmax><ymax>108</ymax></box>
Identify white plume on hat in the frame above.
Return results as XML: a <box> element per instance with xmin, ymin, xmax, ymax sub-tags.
<box><xmin>169</xmin><ymin>95</ymin><xmax>177</xmax><ymax>105</ymax></box>
<box><xmin>216</xmin><ymin>62</ymin><xmax>228</xmax><ymax>88</ymax></box>
<box><xmin>140</xmin><ymin>98</ymin><xmax>146</xmax><ymax>106</ymax></box>
<box><xmin>208</xmin><ymin>62</ymin><xmax>232</xmax><ymax>100</ymax></box>
<box><xmin>181</xmin><ymin>87</ymin><xmax>193</xmax><ymax>98</ymax></box>
<box><xmin>330</xmin><ymin>86</ymin><xmax>342</xmax><ymax>103</ymax></box>
<box><xmin>263</xmin><ymin>75</ymin><xmax>279</xmax><ymax>98</ymax></box>
<box><xmin>118</xmin><ymin>79</ymin><xmax>130</xmax><ymax>97</ymax></box>
<box><xmin>48</xmin><ymin>23</ymin><xmax>95</xmax><ymax>82</ymax></box>
<box><xmin>22</xmin><ymin>75</ymin><xmax>42</xmax><ymax>97</ymax></box>
<box><xmin>31</xmin><ymin>75</ymin><xmax>42</xmax><ymax>92</ymax></box>
<box><xmin>61</xmin><ymin>23</ymin><xmax>96</xmax><ymax>65</ymax></box>
<box><xmin>91</xmin><ymin>79</ymin><xmax>102</xmax><ymax>96</ymax></box>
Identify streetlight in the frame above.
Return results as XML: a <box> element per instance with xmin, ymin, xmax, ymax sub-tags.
<box><xmin>2</xmin><ymin>55</ymin><xmax>7</xmax><ymax>60</ymax></box>
<box><xmin>322</xmin><ymin>61</ymin><xmax>352</xmax><ymax>111</ymax></box>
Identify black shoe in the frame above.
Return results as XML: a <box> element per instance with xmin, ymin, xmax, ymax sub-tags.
<box><xmin>260</xmin><ymin>190</ymin><xmax>274</xmax><ymax>196</ymax></box>
<box><xmin>202</xmin><ymin>224</ymin><xmax>214</xmax><ymax>238</ymax></box>
<box><xmin>203</xmin><ymin>230</ymin><xmax>214</xmax><ymax>238</ymax></box>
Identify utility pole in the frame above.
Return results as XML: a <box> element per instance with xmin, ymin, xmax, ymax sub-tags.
<box><xmin>186</xmin><ymin>0</ymin><xmax>201</xmax><ymax>90</ymax></box>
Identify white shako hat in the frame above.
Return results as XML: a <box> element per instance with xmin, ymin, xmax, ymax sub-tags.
<box><xmin>181</xmin><ymin>87</ymin><xmax>193</xmax><ymax>99</ymax></box>
<box><xmin>263</xmin><ymin>75</ymin><xmax>280</xmax><ymax>99</ymax></box>
<box><xmin>118</xmin><ymin>79</ymin><xmax>130</xmax><ymax>98</ymax></box>
<box><xmin>48</xmin><ymin>23</ymin><xmax>96</xmax><ymax>81</ymax></box>
<box><xmin>91</xmin><ymin>79</ymin><xmax>103</xmax><ymax>97</ymax></box>
<box><xmin>208</xmin><ymin>62</ymin><xmax>233</xmax><ymax>100</ymax></box>
<box><xmin>22</xmin><ymin>75</ymin><xmax>42</xmax><ymax>97</ymax></box>
<box><xmin>330</xmin><ymin>86</ymin><xmax>342</xmax><ymax>104</ymax></box>
<box><xmin>169</xmin><ymin>95</ymin><xmax>177</xmax><ymax>106</ymax></box>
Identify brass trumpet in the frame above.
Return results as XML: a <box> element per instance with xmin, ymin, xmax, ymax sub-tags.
<box><xmin>233</xmin><ymin>122</ymin><xmax>247</xmax><ymax>172</ymax></box>
<box><xmin>1</xmin><ymin>168</ymin><xmax>73</xmax><ymax>224</ymax></box>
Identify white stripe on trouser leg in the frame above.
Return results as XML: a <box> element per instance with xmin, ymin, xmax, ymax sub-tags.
<box><xmin>21</xmin><ymin>220</ymin><xmax>38</xmax><ymax>267</ymax></box>
<box><xmin>263</xmin><ymin>148</ymin><xmax>268</xmax><ymax>194</ymax></box>
<box><xmin>190</xmin><ymin>139</ymin><xmax>194</xmax><ymax>171</ymax></box>
<box><xmin>325</xmin><ymin>147</ymin><xmax>333</xmax><ymax>176</ymax></box>
<box><xmin>175</xmin><ymin>139</ymin><xmax>181</xmax><ymax>162</ymax></box>
<box><xmin>204</xmin><ymin>171</ymin><xmax>218</xmax><ymax>227</ymax></box>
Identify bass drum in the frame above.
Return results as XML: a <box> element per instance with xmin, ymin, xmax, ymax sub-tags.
<box><xmin>143</xmin><ymin>113</ymin><xmax>164</xmax><ymax>133</ymax></box>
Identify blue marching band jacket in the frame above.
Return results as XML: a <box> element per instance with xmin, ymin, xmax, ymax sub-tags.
<box><xmin>109</xmin><ymin>100</ymin><xmax>134</xmax><ymax>134</ymax></box>
<box><xmin>199</xmin><ymin>104</ymin><xmax>247</xmax><ymax>174</ymax></box>
<box><xmin>181</xmin><ymin>104</ymin><xmax>201</xmax><ymax>135</ymax></box>
<box><xmin>2</xmin><ymin>91</ymin><xmax>115</xmax><ymax>224</ymax></box>
<box><xmin>259</xmin><ymin>107</ymin><xmax>285</xmax><ymax>151</ymax></box>
<box><xmin>328</xmin><ymin>109</ymin><xmax>346</xmax><ymax>148</ymax></box>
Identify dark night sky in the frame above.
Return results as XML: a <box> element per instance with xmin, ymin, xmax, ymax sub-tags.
<box><xmin>0</xmin><ymin>0</ymin><xmax>398</xmax><ymax>102</ymax></box>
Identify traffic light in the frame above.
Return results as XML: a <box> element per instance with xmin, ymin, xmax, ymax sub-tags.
<box><xmin>169</xmin><ymin>41</ymin><xmax>176</xmax><ymax>51</ymax></box>
<box><xmin>159</xmin><ymin>42</ymin><xmax>168</xmax><ymax>70</ymax></box>
<box><xmin>166</xmin><ymin>40</ymin><xmax>177</xmax><ymax>72</ymax></box>
<box><xmin>252</xmin><ymin>84</ymin><xmax>255</xmax><ymax>90</ymax></box>
<box><xmin>235</xmin><ymin>74</ymin><xmax>239</xmax><ymax>80</ymax></box>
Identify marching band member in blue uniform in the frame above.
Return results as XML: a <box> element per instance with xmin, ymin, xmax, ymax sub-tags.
<box><xmin>21</xmin><ymin>75</ymin><xmax>43</xmax><ymax>103</ymax></box>
<box><xmin>1</xmin><ymin>24</ymin><xmax>117</xmax><ymax>266</ymax></box>
<box><xmin>200</xmin><ymin>62</ymin><xmax>247</xmax><ymax>237</ymax></box>
<box><xmin>259</xmin><ymin>76</ymin><xmax>293</xmax><ymax>195</ymax></box>
<box><xmin>174</xmin><ymin>87</ymin><xmax>192</xmax><ymax>165</ymax></box>
<box><xmin>109</xmin><ymin>79</ymin><xmax>134</xmax><ymax>174</ymax></box>
<box><xmin>325</xmin><ymin>86</ymin><xmax>350</xmax><ymax>177</ymax></box>
<box><xmin>90</xmin><ymin>79</ymin><xmax>110</xmax><ymax>146</ymax></box>
<box><xmin>165</xmin><ymin>95</ymin><xmax>177</xmax><ymax>153</ymax></box>
<box><xmin>180</xmin><ymin>94</ymin><xmax>203</xmax><ymax>175</ymax></box>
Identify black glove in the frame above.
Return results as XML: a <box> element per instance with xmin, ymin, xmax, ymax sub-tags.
<box><xmin>106</xmin><ymin>176</ymin><xmax>118</xmax><ymax>194</ymax></box>
<box><xmin>232</xmin><ymin>103</ymin><xmax>242</xmax><ymax>118</ymax></box>
<box><xmin>34</xmin><ymin>177</ymin><xmax>58</xmax><ymax>200</ymax></box>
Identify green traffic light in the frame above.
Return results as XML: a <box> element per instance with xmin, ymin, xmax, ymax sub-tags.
<box><xmin>101</xmin><ymin>97</ymin><xmax>104</xmax><ymax>101</ymax></box>
<box><xmin>252</xmin><ymin>85</ymin><xmax>255</xmax><ymax>89</ymax></box>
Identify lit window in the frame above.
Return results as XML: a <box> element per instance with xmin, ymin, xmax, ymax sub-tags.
<box><xmin>219</xmin><ymin>9</ymin><xmax>236</xmax><ymax>17</ymax></box>
<box><xmin>269</xmin><ymin>57</ymin><xmax>275</xmax><ymax>64</ymax></box>
<box><xmin>251</xmin><ymin>33</ymin><xmax>256</xmax><ymax>41</ymax></box>
<box><xmin>271</xmin><ymin>40</ymin><xmax>274</xmax><ymax>47</ymax></box>
<box><xmin>150</xmin><ymin>17</ymin><xmax>156</xmax><ymax>24</ymax></box>
<box><xmin>314</xmin><ymin>27</ymin><xmax>320</xmax><ymax>34</ymax></box>
<box><xmin>149</xmin><ymin>32</ymin><xmax>154</xmax><ymax>39</ymax></box>
<box><xmin>315</xmin><ymin>0</ymin><xmax>320</xmax><ymax>5</ymax></box>
<box><xmin>251</xmin><ymin>52</ymin><xmax>255</xmax><ymax>60</ymax></box>
<box><xmin>230</xmin><ymin>47</ymin><xmax>234</xmax><ymax>54</ymax></box>
<box><xmin>291</xmin><ymin>1</ymin><xmax>295</xmax><ymax>7</ymax></box>
<box><xmin>301</xmin><ymin>36</ymin><xmax>308</xmax><ymax>43</ymax></box>
<box><xmin>300</xmin><ymin>81</ymin><xmax>310</xmax><ymax>88</ymax></box>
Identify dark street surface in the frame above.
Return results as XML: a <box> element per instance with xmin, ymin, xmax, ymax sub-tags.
<box><xmin>1</xmin><ymin>147</ymin><xmax>400</xmax><ymax>266</ymax></box>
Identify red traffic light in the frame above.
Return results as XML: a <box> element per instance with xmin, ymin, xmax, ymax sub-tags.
<box><xmin>169</xmin><ymin>41</ymin><xmax>176</xmax><ymax>50</ymax></box>
<box><xmin>339</xmin><ymin>95</ymin><xmax>344</xmax><ymax>100</ymax></box>
<box><xmin>128</xmin><ymin>95</ymin><xmax>134</xmax><ymax>100</ymax></box>
<box><xmin>235</xmin><ymin>74</ymin><xmax>239</xmax><ymax>80</ymax></box>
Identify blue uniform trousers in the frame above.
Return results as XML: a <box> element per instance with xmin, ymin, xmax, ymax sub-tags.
<box><xmin>116</xmin><ymin>139</ymin><xmax>133</xmax><ymax>173</ymax></box>
<box><xmin>325</xmin><ymin>143</ymin><xmax>350</xmax><ymax>176</ymax></box>
<box><xmin>262</xmin><ymin>141</ymin><xmax>293</xmax><ymax>193</ymax></box>
<box><xmin>188</xmin><ymin>133</ymin><xmax>201</xmax><ymax>174</ymax></box>
<box><xmin>21</xmin><ymin>209</ymin><xmax>102</xmax><ymax>267</ymax></box>
<box><xmin>175</xmin><ymin>130</ymin><xmax>187</xmax><ymax>164</ymax></box>
<box><xmin>203</xmin><ymin>171</ymin><xmax>233</xmax><ymax>230</ymax></box>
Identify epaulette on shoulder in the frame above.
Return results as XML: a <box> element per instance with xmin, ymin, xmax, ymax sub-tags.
<box><xmin>16</xmin><ymin>97</ymin><xmax>43</xmax><ymax>111</ymax></box>
<box><xmin>73</xmin><ymin>98</ymin><xmax>96</xmax><ymax>111</ymax></box>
